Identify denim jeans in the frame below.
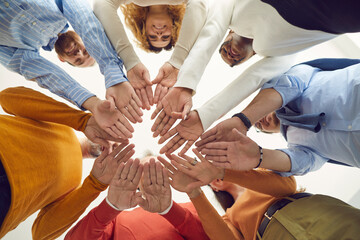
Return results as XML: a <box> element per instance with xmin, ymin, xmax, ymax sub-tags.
<box><xmin>0</xmin><ymin>159</ymin><xmax>11</xmax><ymax>227</ymax></box>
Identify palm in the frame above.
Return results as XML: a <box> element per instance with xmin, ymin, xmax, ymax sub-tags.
<box><xmin>127</xmin><ymin>66</ymin><xmax>148</xmax><ymax>89</ymax></box>
<box><xmin>106</xmin><ymin>82</ymin><xmax>134</xmax><ymax>109</ymax></box>
<box><xmin>170</xmin><ymin>170</ymin><xmax>198</xmax><ymax>193</ymax></box>
<box><xmin>162</xmin><ymin>88</ymin><xmax>192</xmax><ymax>116</ymax></box>
<box><xmin>108</xmin><ymin>180</ymin><xmax>139</xmax><ymax>210</ymax></box>
<box><xmin>141</xmin><ymin>185</ymin><xmax>171</xmax><ymax>213</ymax></box>
<box><xmin>177</xmin><ymin>111</ymin><xmax>203</xmax><ymax>141</ymax></box>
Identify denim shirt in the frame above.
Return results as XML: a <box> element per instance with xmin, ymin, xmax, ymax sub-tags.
<box><xmin>0</xmin><ymin>0</ymin><xmax>127</xmax><ymax>108</ymax></box>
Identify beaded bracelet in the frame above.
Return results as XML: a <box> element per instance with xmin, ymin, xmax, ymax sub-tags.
<box><xmin>254</xmin><ymin>146</ymin><xmax>263</xmax><ymax>168</ymax></box>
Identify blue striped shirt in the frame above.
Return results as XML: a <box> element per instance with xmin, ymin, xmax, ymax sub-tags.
<box><xmin>0</xmin><ymin>0</ymin><xmax>128</xmax><ymax>108</ymax></box>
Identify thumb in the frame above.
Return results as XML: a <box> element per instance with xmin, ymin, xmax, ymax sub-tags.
<box><xmin>152</xmin><ymin>69</ymin><xmax>164</xmax><ymax>84</ymax></box>
<box><xmin>232</xmin><ymin>128</ymin><xmax>247</xmax><ymax>142</ymax></box>
<box><xmin>182</xmin><ymin>102</ymin><xmax>192</xmax><ymax>120</ymax></box>
<box><xmin>104</xmin><ymin>98</ymin><xmax>116</xmax><ymax>112</ymax></box>
<box><xmin>143</xmin><ymin>69</ymin><xmax>152</xmax><ymax>85</ymax></box>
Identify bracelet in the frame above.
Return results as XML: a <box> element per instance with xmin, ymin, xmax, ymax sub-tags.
<box><xmin>254</xmin><ymin>146</ymin><xmax>263</xmax><ymax>168</ymax></box>
<box><xmin>232</xmin><ymin>112</ymin><xmax>252</xmax><ymax>131</ymax></box>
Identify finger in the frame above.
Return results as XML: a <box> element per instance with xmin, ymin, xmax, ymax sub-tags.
<box><xmin>95</xmin><ymin>147</ymin><xmax>111</xmax><ymax>164</ymax></box>
<box><xmin>200</xmin><ymin>148</ymin><xmax>227</xmax><ymax>156</ymax></box>
<box><xmin>143</xmin><ymin>69</ymin><xmax>152</xmax><ymax>85</ymax></box>
<box><xmin>115</xmin><ymin>121</ymin><xmax>133</xmax><ymax>139</ymax></box>
<box><xmin>163</xmin><ymin>168</ymin><xmax>170</xmax><ymax>189</ymax></box>
<box><xmin>211</xmin><ymin>161</ymin><xmax>232</xmax><ymax>169</ymax></box>
<box><xmin>131</xmin><ymin>91</ymin><xmax>143</xmax><ymax>111</ymax></box>
<box><xmin>192</xmin><ymin>148</ymin><xmax>208</xmax><ymax>162</ymax></box>
<box><xmin>143</xmin><ymin>162</ymin><xmax>151</xmax><ymax>187</ymax></box>
<box><xmin>153</xmin><ymin>114</ymin><xmax>170</xmax><ymax>137</ymax></box>
<box><xmin>111</xmin><ymin>125</ymin><xmax>125</xmax><ymax>139</ymax></box>
<box><xmin>170</xmin><ymin>154</ymin><xmax>193</xmax><ymax>169</ymax></box>
<box><xmin>132</xmin><ymin>164</ymin><xmax>143</xmax><ymax>186</ymax></box>
<box><xmin>145</xmin><ymin>85</ymin><xmax>154</xmax><ymax>106</ymax></box>
<box><xmin>167</xmin><ymin>138</ymin><xmax>186</xmax><ymax>154</ymax></box>
<box><xmin>159</xmin><ymin>134</ymin><xmax>181</xmax><ymax>154</ymax></box>
<box><xmin>158</xmin><ymin>86</ymin><xmax>168</xmax><ymax>101</ymax></box>
<box><xmin>204</xmin><ymin>142</ymin><xmax>229</xmax><ymax>150</ymax></box>
<box><xmin>179</xmin><ymin>140</ymin><xmax>195</xmax><ymax>155</ymax></box>
<box><xmin>152</xmin><ymin>69</ymin><xmax>164</xmax><ymax>84</ymax></box>
<box><xmin>152</xmin><ymin>111</ymin><xmax>166</xmax><ymax>135</ymax></box>
<box><xmin>153</xmin><ymin>84</ymin><xmax>162</xmax><ymax>104</ymax></box>
<box><xmin>105</xmin><ymin>127</ymin><xmax>119</xmax><ymax>139</ymax></box>
<box><xmin>120</xmin><ymin>107</ymin><xmax>136</xmax><ymax>123</ymax></box>
<box><xmin>158</xmin><ymin>127</ymin><xmax>177</xmax><ymax>144</ymax></box>
<box><xmin>170</xmin><ymin>159</ymin><xmax>194</xmax><ymax>176</ymax></box>
<box><xmin>119</xmin><ymin>114</ymin><xmax>134</xmax><ymax>133</ymax></box>
<box><xmin>109</xmin><ymin>141</ymin><xmax>130</xmax><ymax>158</ymax></box>
<box><xmin>157</xmin><ymin>156</ymin><xmax>176</xmax><ymax>172</ymax></box>
<box><xmin>151</xmin><ymin>102</ymin><xmax>163</xmax><ymax>120</ymax></box>
<box><xmin>156</xmin><ymin>162</ymin><xmax>164</xmax><ymax>185</ymax></box>
<box><xmin>182</xmin><ymin>102</ymin><xmax>192</xmax><ymax>120</ymax></box>
<box><xmin>140</xmin><ymin>88</ymin><xmax>150</xmax><ymax>110</ymax></box>
<box><xmin>114</xmin><ymin>143</ymin><xmax>135</xmax><ymax>162</ymax></box>
<box><xmin>204</xmin><ymin>155</ymin><xmax>228</xmax><ymax>162</ymax></box>
<box><xmin>127</xmin><ymin>158</ymin><xmax>140</xmax><ymax>180</ymax></box>
<box><xmin>120</xmin><ymin>159</ymin><xmax>133</xmax><ymax>179</ymax></box>
<box><xmin>160</xmin><ymin>118</ymin><xmax>176</xmax><ymax>136</ymax></box>
<box><xmin>114</xmin><ymin>162</ymin><xmax>126</xmax><ymax>181</ymax></box>
<box><xmin>129</xmin><ymin>99</ymin><xmax>143</xmax><ymax>122</ymax></box>
<box><xmin>199</xmin><ymin>127</ymin><xmax>217</xmax><ymax>141</ymax></box>
<box><xmin>135</xmin><ymin>89</ymin><xmax>143</xmax><ymax>108</ymax></box>
<box><xmin>195</xmin><ymin>135</ymin><xmax>216</xmax><ymax>148</ymax></box>
<box><xmin>149</xmin><ymin>159</ymin><xmax>157</xmax><ymax>185</ymax></box>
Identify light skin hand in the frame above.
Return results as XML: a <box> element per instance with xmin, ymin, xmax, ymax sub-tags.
<box><xmin>151</xmin><ymin>87</ymin><xmax>193</xmax><ymax>137</ymax></box>
<box><xmin>152</xmin><ymin>62</ymin><xmax>179</xmax><ymax>104</ymax></box>
<box><xmin>200</xmin><ymin>128</ymin><xmax>260</xmax><ymax>171</ymax></box>
<box><xmin>91</xmin><ymin>142</ymin><xmax>135</xmax><ymax>184</ymax></box>
<box><xmin>138</xmin><ymin>159</ymin><xmax>172</xmax><ymax>213</ymax></box>
<box><xmin>84</xmin><ymin>116</ymin><xmax>127</xmax><ymax>148</ymax></box>
<box><xmin>127</xmin><ymin>63</ymin><xmax>153</xmax><ymax>110</ymax></box>
<box><xmin>157</xmin><ymin>155</ymin><xmax>203</xmax><ymax>195</ymax></box>
<box><xmin>195</xmin><ymin>117</ymin><xmax>247</xmax><ymax>150</ymax></box>
<box><xmin>165</xmin><ymin>149</ymin><xmax>224</xmax><ymax>186</ymax></box>
<box><xmin>107</xmin><ymin>159</ymin><xmax>144</xmax><ymax>211</ymax></box>
<box><xmin>106</xmin><ymin>81</ymin><xmax>143</xmax><ymax>124</ymax></box>
<box><xmin>82</xmin><ymin>96</ymin><xmax>134</xmax><ymax>139</ymax></box>
<box><xmin>158</xmin><ymin>110</ymin><xmax>204</xmax><ymax>155</ymax></box>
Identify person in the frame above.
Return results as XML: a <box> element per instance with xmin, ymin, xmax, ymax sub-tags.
<box><xmin>92</xmin><ymin>0</ymin><xmax>207</xmax><ymax>110</ymax></box>
<box><xmin>151</xmin><ymin>0</ymin><xmax>360</xmax><ymax>155</ymax></box>
<box><xmin>0</xmin><ymin>87</ymin><xmax>136</xmax><ymax>239</ymax></box>
<box><xmin>65</xmin><ymin>156</ymin><xmax>209</xmax><ymax>240</ymax></box>
<box><xmin>196</xmin><ymin>58</ymin><xmax>360</xmax><ymax>176</ymax></box>
<box><xmin>0</xmin><ymin>0</ymin><xmax>144</xmax><ymax>138</ymax></box>
<box><xmin>159</xmin><ymin>149</ymin><xmax>360</xmax><ymax>240</ymax></box>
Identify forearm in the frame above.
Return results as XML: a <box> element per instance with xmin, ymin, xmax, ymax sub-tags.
<box><xmin>196</xmin><ymin>55</ymin><xmax>295</xmax><ymax>130</ymax></box>
<box><xmin>0</xmin><ymin>87</ymin><xmax>91</xmax><ymax>131</ymax></box>
<box><xmin>168</xmin><ymin>0</ymin><xmax>208</xmax><ymax>69</ymax></box>
<box><xmin>190</xmin><ymin>191</ymin><xmax>239</xmax><ymax>240</ymax></box>
<box><xmin>259</xmin><ymin>149</ymin><xmax>291</xmax><ymax>172</ymax></box>
<box><xmin>32</xmin><ymin>175</ymin><xmax>108</xmax><ymax>240</ymax></box>
<box><xmin>93</xmin><ymin>0</ymin><xmax>140</xmax><ymax>70</ymax></box>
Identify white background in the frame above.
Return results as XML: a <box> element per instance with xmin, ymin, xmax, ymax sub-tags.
<box><xmin>1</xmin><ymin>5</ymin><xmax>360</xmax><ymax>239</ymax></box>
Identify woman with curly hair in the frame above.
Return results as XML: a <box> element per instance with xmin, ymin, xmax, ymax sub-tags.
<box><xmin>93</xmin><ymin>0</ymin><xmax>207</xmax><ymax>109</ymax></box>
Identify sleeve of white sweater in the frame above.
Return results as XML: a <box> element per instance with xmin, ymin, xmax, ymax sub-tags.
<box><xmin>168</xmin><ymin>0</ymin><xmax>208</xmax><ymax>69</ymax></box>
<box><xmin>196</xmin><ymin>54</ymin><xmax>297</xmax><ymax>130</ymax></box>
<box><xmin>174</xmin><ymin>0</ymin><xmax>235</xmax><ymax>92</ymax></box>
<box><xmin>93</xmin><ymin>0</ymin><xmax>140</xmax><ymax>71</ymax></box>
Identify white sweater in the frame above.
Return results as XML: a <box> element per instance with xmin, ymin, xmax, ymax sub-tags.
<box><xmin>92</xmin><ymin>0</ymin><xmax>207</xmax><ymax>70</ymax></box>
<box><xmin>175</xmin><ymin>0</ymin><xmax>338</xmax><ymax>130</ymax></box>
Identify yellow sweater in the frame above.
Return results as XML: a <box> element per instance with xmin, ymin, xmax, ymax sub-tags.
<box><xmin>0</xmin><ymin>87</ymin><xmax>108</xmax><ymax>240</ymax></box>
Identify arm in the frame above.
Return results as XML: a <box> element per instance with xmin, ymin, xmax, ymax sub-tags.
<box><xmin>0</xmin><ymin>46</ymin><xmax>94</xmax><ymax>109</ymax></box>
<box><xmin>168</xmin><ymin>0</ymin><xmax>208</xmax><ymax>69</ymax></box>
<box><xmin>0</xmin><ymin>87</ymin><xmax>91</xmax><ymax>132</ymax></box>
<box><xmin>196</xmin><ymin>55</ymin><xmax>296</xmax><ymax>130</ymax></box>
<box><xmin>92</xmin><ymin>0</ymin><xmax>140</xmax><ymax>71</ymax></box>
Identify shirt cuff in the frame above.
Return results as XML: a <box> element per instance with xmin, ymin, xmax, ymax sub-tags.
<box><xmin>168</xmin><ymin>45</ymin><xmax>189</xmax><ymax>70</ymax></box>
<box><xmin>94</xmin><ymin>199</ymin><xmax>122</xmax><ymax>224</ymax></box>
<box><xmin>106</xmin><ymin>197</ymin><xmax>122</xmax><ymax>211</ymax></box>
<box><xmin>158</xmin><ymin>200</ymin><xmax>173</xmax><ymax>215</ymax></box>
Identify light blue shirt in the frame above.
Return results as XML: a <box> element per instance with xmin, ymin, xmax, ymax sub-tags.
<box><xmin>0</xmin><ymin>0</ymin><xmax>127</xmax><ymax>108</ymax></box>
<box><xmin>262</xmin><ymin>63</ymin><xmax>360</xmax><ymax>176</ymax></box>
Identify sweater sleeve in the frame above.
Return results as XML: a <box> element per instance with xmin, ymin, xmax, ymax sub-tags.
<box><xmin>93</xmin><ymin>0</ymin><xmax>140</xmax><ymax>71</ymax></box>
<box><xmin>32</xmin><ymin>174</ymin><xmax>108</xmax><ymax>240</ymax></box>
<box><xmin>174</xmin><ymin>0</ymin><xmax>234</xmax><ymax>92</ymax></box>
<box><xmin>223</xmin><ymin>169</ymin><xmax>297</xmax><ymax>197</ymax></box>
<box><xmin>0</xmin><ymin>87</ymin><xmax>91</xmax><ymax>132</ymax></box>
<box><xmin>190</xmin><ymin>192</ymin><xmax>240</xmax><ymax>240</ymax></box>
<box><xmin>196</xmin><ymin>54</ymin><xmax>296</xmax><ymax>130</ymax></box>
<box><xmin>65</xmin><ymin>199</ymin><xmax>130</xmax><ymax>240</ymax></box>
<box><xmin>161</xmin><ymin>201</ymin><xmax>210</xmax><ymax>240</ymax></box>
<box><xmin>168</xmin><ymin>0</ymin><xmax>208</xmax><ymax>69</ymax></box>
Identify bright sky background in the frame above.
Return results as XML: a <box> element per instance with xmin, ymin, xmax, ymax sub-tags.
<box><xmin>1</xmin><ymin>5</ymin><xmax>360</xmax><ymax>239</ymax></box>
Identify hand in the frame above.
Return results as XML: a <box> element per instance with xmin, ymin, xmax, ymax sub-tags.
<box><xmin>195</xmin><ymin>117</ymin><xmax>247</xmax><ymax>150</ymax></box>
<box><xmin>157</xmin><ymin>155</ymin><xmax>203</xmax><ymax>194</ymax></box>
<box><xmin>84</xmin><ymin>116</ymin><xmax>128</xmax><ymax>148</ymax></box>
<box><xmin>91</xmin><ymin>142</ymin><xmax>135</xmax><ymax>184</ymax></box>
<box><xmin>106</xmin><ymin>81</ymin><xmax>143</xmax><ymax>123</ymax></box>
<box><xmin>107</xmin><ymin>159</ymin><xmax>144</xmax><ymax>211</ymax></box>
<box><xmin>151</xmin><ymin>87</ymin><xmax>193</xmax><ymax>137</ymax></box>
<box><xmin>165</xmin><ymin>149</ymin><xmax>224</xmax><ymax>187</ymax></box>
<box><xmin>200</xmin><ymin>128</ymin><xmax>261</xmax><ymax>171</ymax></box>
<box><xmin>127</xmin><ymin>63</ymin><xmax>153</xmax><ymax>110</ymax></box>
<box><xmin>158</xmin><ymin>111</ymin><xmax>204</xmax><ymax>155</ymax></box>
<box><xmin>138</xmin><ymin>158</ymin><xmax>171</xmax><ymax>213</ymax></box>
<box><xmin>152</xmin><ymin>62</ymin><xmax>179</xmax><ymax>104</ymax></box>
<box><xmin>83</xmin><ymin>97</ymin><xmax>134</xmax><ymax>139</ymax></box>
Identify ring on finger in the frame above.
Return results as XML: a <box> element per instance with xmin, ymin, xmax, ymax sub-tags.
<box><xmin>191</xmin><ymin>157</ymin><xmax>198</xmax><ymax>166</ymax></box>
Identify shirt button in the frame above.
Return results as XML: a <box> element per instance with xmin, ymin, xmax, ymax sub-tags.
<box><xmin>4</xmin><ymin>2</ymin><xmax>9</xmax><ymax>7</ymax></box>
<box><xmin>32</xmin><ymin>21</ymin><xmax>37</xmax><ymax>25</ymax></box>
<box><xmin>348</xmin><ymin>125</ymin><xmax>352</xmax><ymax>130</ymax></box>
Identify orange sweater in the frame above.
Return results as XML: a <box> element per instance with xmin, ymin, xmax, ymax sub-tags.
<box><xmin>191</xmin><ymin>169</ymin><xmax>297</xmax><ymax>240</ymax></box>
<box><xmin>0</xmin><ymin>87</ymin><xmax>108</xmax><ymax>240</ymax></box>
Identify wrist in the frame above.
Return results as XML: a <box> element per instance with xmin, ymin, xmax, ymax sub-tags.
<box><xmin>188</xmin><ymin>188</ymin><xmax>202</xmax><ymax>199</ymax></box>
<box><xmin>216</xmin><ymin>168</ymin><xmax>225</xmax><ymax>180</ymax></box>
<box><xmin>232</xmin><ymin>112</ymin><xmax>252</xmax><ymax>131</ymax></box>
<box><xmin>158</xmin><ymin>200</ymin><xmax>173</xmax><ymax>215</ymax></box>
<box><xmin>82</xmin><ymin>96</ymin><xmax>99</xmax><ymax>113</ymax></box>
<box><xmin>254</xmin><ymin>145</ymin><xmax>263</xmax><ymax>168</ymax></box>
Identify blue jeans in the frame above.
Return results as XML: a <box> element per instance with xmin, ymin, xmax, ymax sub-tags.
<box><xmin>0</xmin><ymin>159</ymin><xmax>11</xmax><ymax>227</ymax></box>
